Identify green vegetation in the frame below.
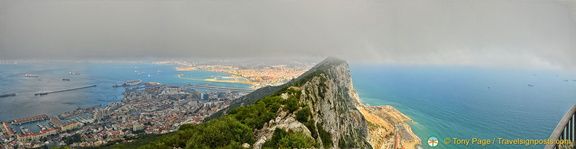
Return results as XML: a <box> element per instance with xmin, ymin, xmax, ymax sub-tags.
<box><xmin>317</xmin><ymin>122</ymin><xmax>333</xmax><ymax>148</ymax></box>
<box><xmin>230</xmin><ymin>96</ymin><xmax>284</xmax><ymax>130</ymax></box>
<box><xmin>293</xmin><ymin>70</ymin><xmax>325</xmax><ymax>87</ymax></box>
<box><xmin>61</xmin><ymin>134</ymin><xmax>82</xmax><ymax>145</ymax></box>
<box><xmin>296</xmin><ymin>106</ymin><xmax>311</xmax><ymax>123</ymax></box>
<box><xmin>138</xmin><ymin>115</ymin><xmax>254</xmax><ymax>149</ymax></box>
<box><xmin>206</xmin><ymin>85</ymin><xmax>285</xmax><ymax>122</ymax></box>
<box><xmin>262</xmin><ymin>128</ymin><xmax>314</xmax><ymax>148</ymax></box>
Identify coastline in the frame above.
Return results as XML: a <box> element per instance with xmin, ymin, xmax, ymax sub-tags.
<box><xmin>353</xmin><ymin>92</ymin><xmax>421</xmax><ymax>149</ymax></box>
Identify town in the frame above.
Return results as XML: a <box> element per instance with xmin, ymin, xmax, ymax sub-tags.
<box><xmin>155</xmin><ymin>60</ymin><xmax>315</xmax><ymax>88</ymax></box>
<box><xmin>0</xmin><ymin>82</ymin><xmax>248</xmax><ymax>148</ymax></box>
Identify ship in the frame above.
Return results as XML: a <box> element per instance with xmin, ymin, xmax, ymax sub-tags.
<box><xmin>34</xmin><ymin>93</ymin><xmax>48</xmax><ymax>96</ymax></box>
<box><xmin>113</xmin><ymin>80</ymin><xmax>143</xmax><ymax>87</ymax></box>
<box><xmin>24</xmin><ymin>74</ymin><xmax>38</xmax><ymax>77</ymax></box>
<box><xmin>0</xmin><ymin>93</ymin><xmax>16</xmax><ymax>98</ymax></box>
<box><xmin>68</xmin><ymin>72</ymin><xmax>80</xmax><ymax>75</ymax></box>
<box><xmin>62</xmin><ymin>79</ymin><xmax>71</xmax><ymax>81</ymax></box>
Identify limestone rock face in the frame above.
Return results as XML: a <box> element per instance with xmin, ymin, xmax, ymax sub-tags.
<box><xmin>254</xmin><ymin>57</ymin><xmax>371</xmax><ymax>149</ymax></box>
<box><xmin>299</xmin><ymin>58</ymin><xmax>371</xmax><ymax>148</ymax></box>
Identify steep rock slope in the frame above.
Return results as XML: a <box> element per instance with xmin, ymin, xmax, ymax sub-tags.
<box><xmin>251</xmin><ymin>57</ymin><xmax>372</xmax><ymax>148</ymax></box>
<box><xmin>297</xmin><ymin>57</ymin><xmax>371</xmax><ymax>148</ymax></box>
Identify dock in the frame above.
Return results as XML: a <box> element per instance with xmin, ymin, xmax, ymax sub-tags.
<box><xmin>34</xmin><ymin>85</ymin><xmax>97</xmax><ymax>96</ymax></box>
<box><xmin>186</xmin><ymin>84</ymin><xmax>254</xmax><ymax>92</ymax></box>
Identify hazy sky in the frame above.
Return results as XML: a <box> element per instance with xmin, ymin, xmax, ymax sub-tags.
<box><xmin>0</xmin><ymin>0</ymin><xmax>575</xmax><ymax>69</ymax></box>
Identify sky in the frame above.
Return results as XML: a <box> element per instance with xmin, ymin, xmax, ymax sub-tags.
<box><xmin>0</xmin><ymin>0</ymin><xmax>575</xmax><ymax>69</ymax></box>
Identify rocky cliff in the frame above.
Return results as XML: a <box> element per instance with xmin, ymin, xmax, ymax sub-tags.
<box><xmin>251</xmin><ymin>57</ymin><xmax>372</xmax><ymax>148</ymax></box>
<box><xmin>253</xmin><ymin>57</ymin><xmax>420</xmax><ymax>149</ymax></box>
<box><xmin>298</xmin><ymin>57</ymin><xmax>371</xmax><ymax>148</ymax></box>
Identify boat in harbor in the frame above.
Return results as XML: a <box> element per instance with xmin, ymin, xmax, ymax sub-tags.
<box><xmin>113</xmin><ymin>80</ymin><xmax>143</xmax><ymax>87</ymax></box>
<box><xmin>24</xmin><ymin>74</ymin><xmax>38</xmax><ymax>77</ymax></box>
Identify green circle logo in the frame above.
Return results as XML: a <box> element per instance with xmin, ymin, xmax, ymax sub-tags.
<box><xmin>428</xmin><ymin>136</ymin><xmax>439</xmax><ymax>147</ymax></box>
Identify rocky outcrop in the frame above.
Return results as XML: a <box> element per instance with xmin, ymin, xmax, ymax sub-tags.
<box><xmin>298</xmin><ymin>58</ymin><xmax>371</xmax><ymax>148</ymax></box>
<box><xmin>253</xmin><ymin>106</ymin><xmax>313</xmax><ymax>149</ymax></box>
<box><xmin>240</xmin><ymin>57</ymin><xmax>418</xmax><ymax>149</ymax></box>
<box><xmin>253</xmin><ymin>57</ymin><xmax>372</xmax><ymax>148</ymax></box>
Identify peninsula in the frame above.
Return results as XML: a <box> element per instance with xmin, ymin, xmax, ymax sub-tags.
<box><xmin>132</xmin><ymin>57</ymin><xmax>421</xmax><ymax>149</ymax></box>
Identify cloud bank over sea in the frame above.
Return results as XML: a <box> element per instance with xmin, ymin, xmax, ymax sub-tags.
<box><xmin>1</xmin><ymin>0</ymin><xmax>575</xmax><ymax>69</ymax></box>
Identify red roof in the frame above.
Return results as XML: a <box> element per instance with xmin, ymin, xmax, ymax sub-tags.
<box><xmin>63</xmin><ymin>121</ymin><xmax>78</xmax><ymax>127</ymax></box>
<box><xmin>12</xmin><ymin>114</ymin><xmax>48</xmax><ymax>122</ymax></box>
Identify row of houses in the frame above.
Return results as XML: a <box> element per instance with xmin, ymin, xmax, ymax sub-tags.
<box><xmin>1</xmin><ymin>120</ymin><xmax>83</xmax><ymax>142</ymax></box>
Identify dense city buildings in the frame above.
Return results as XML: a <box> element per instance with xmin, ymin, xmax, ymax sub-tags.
<box><xmin>0</xmin><ymin>82</ymin><xmax>246</xmax><ymax>148</ymax></box>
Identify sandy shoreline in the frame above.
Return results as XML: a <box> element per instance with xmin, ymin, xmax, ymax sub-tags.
<box><xmin>354</xmin><ymin>97</ymin><xmax>421</xmax><ymax>149</ymax></box>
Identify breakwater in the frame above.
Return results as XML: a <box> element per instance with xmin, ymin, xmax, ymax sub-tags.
<box><xmin>34</xmin><ymin>85</ymin><xmax>97</xmax><ymax>96</ymax></box>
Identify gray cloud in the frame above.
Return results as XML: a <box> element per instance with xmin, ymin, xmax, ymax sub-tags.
<box><xmin>0</xmin><ymin>0</ymin><xmax>575</xmax><ymax>69</ymax></box>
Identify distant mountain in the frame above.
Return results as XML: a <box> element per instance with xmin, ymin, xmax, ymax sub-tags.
<box><xmin>116</xmin><ymin>57</ymin><xmax>374</xmax><ymax>148</ymax></box>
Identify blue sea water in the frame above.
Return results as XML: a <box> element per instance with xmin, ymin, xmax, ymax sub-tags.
<box><xmin>0</xmin><ymin>62</ymin><xmax>250</xmax><ymax>123</ymax></box>
<box><xmin>350</xmin><ymin>64</ymin><xmax>576</xmax><ymax>148</ymax></box>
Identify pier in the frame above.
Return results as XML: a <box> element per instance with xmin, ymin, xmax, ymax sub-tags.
<box><xmin>186</xmin><ymin>84</ymin><xmax>254</xmax><ymax>92</ymax></box>
<box><xmin>1</xmin><ymin>122</ymin><xmax>15</xmax><ymax>136</ymax></box>
<box><xmin>34</xmin><ymin>85</ymin><xmax>97</xmax><ymax>96</ymax></box>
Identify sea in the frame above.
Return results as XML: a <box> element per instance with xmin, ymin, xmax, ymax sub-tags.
<box><xmin>350</xmin><ymin>64</ymin><xmax>576</xmax><ymax>149</ymax></box>
<box><xmin>1</xmin><ymin>62</ymin><xmax>575</xmax><ymax>148</ymax></box>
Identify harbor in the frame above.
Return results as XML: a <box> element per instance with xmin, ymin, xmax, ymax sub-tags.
<box><xmin>34</xmin><ymin>85</ymin><xmax>97</xmax><ymax>96</ymax></box>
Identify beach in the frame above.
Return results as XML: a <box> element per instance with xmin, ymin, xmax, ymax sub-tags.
<box><xmin>355</xmin><ymin>101</ymin><xmax>421</xmax><ymax>149</ymax></box>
